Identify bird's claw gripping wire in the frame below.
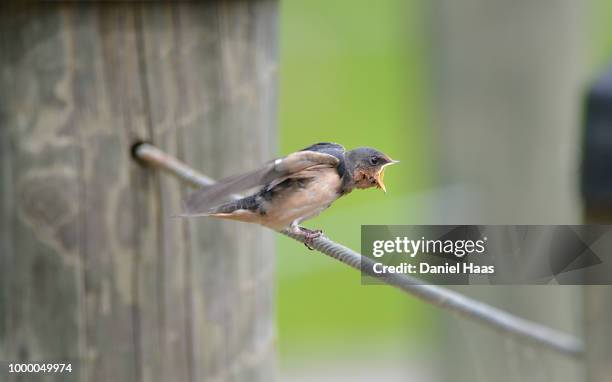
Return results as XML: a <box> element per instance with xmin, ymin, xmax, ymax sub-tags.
<box><xmin>299</xmin><ymin>227</ymin><xmax>323</xmax><ymax>250</ymax></box>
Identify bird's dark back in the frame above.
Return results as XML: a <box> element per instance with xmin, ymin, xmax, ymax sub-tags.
<box><xmin>300</xmin><ymin>142</ymin><xmax>346</xmax><ymax>178</ymax></box>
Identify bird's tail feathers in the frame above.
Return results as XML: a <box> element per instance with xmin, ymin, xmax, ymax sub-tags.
<box><xmin>178</xmin><ymin>195</ymin><xmax>259</xmax><ymax>219</ymax></box>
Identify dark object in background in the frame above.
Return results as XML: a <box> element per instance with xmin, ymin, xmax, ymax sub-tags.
<box><xmin>581</xmin><ymin>65</ymin><xmax>612</xmax><ymax>221</ymax></box>
<box><xmin>581</xmin><ymin>64</ymin><xmax>612</xmax><ymax>382</ymax></box>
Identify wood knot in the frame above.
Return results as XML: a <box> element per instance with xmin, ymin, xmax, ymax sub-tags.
<box><xmin>19</xmin><ymin>172</ymin><xmax>79</xmax><ymax>253</ymax></box>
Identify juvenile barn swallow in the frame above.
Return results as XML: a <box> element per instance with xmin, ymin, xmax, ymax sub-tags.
<box><xmin>182</xmin><ymin>142</ymin><xmax>398</xmax><ymax>248</ymax></box>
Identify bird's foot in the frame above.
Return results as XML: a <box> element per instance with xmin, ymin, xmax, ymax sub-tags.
<box><xmin>299</xmin><ymin>227</ymin><xmax>323</xmax><ymax>250</ymax></box>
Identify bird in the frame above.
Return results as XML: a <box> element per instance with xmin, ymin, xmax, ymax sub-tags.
<box><xmin>181</xmin><ymin>142</ymin><xmax>399</xmax><ymax>249</ymax></box>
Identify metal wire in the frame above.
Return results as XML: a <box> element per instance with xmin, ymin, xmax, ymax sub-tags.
<box><xmin>133</xmin><ymin>142</ymin><xmax>584</xmax><ymax>359</ymax></box>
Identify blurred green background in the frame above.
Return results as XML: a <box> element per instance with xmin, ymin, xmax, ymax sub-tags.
<box><xmin>276</xmin><ymin>0</ymin><xmax>433</xmax><ymax>366</ymax></box>
<box><xmin>275</xmin><ymin>0</ymin><xmax>612</xmax><ymax>376</ymax></box>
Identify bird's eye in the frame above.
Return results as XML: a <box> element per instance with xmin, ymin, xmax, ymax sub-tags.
<box><xmin>369</xmin><ymin>156</ymin><xmax>379</xmax><ymax>166</ymax></box>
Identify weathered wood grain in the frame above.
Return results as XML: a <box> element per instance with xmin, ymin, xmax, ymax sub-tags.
<box><xmin>0</xmin><ymin>2</ymin><xmax>278</xmax><ymax>381</ymax></box>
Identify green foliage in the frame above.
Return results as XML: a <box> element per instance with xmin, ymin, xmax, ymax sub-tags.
<box><xmin>588</xmin><ymin>0</ymin><xmax>612</xmax><ymax>72</ymax></box>
<box><xmin>277</xmin><ymin>0</ymin><xmax>433</xmax><ymax>359</ymax></box>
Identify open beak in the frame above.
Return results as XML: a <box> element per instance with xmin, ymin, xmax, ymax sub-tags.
<box><xmin>375</xmin><ymin>159</ymin><xmax>399</xmax><ymax>193</ymax></box>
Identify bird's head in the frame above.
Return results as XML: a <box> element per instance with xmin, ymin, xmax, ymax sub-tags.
<box><xmin>346</xmin><ymin>147</ymin><xmax>399</xmax><ymax>192</ymax></box>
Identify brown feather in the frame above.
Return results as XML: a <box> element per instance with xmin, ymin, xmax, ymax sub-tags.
<box><xmin>182</xmin><ymin>151</ymin><xmax>340</xmax><ymax>216</ymax></box>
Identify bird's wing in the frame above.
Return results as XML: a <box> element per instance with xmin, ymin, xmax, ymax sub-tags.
<box><xmin>301</xmin><ymin>142</ymin><xmax>345</xmax><ymax>156</ymax></box>
<box><xmin>181</xmin><ymin>150</ymin><xmax>340</xmax><ymax>216</ymax></box>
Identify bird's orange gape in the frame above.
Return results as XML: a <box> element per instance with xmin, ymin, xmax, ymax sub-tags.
<box><xmin>354</xmin><ymin>158</ymin><xmax>399</xmax><ymax>192</ymax></box>
<box><xmin>374</xmin><ymin>159</ymin><xmax>399</xmax><ymax>192</ymax></box>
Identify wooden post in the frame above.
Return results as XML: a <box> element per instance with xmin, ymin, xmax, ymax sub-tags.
<box><xmin>430</xmin><ymin>0</ymin><xmax>583</xmax><ymax>381</ymax></box>
<box><xmin>0</xmin><ymin>2</ymin><xmax>278</xmax><ymax>381</ymax></box>
<box><xmin>583</xmin><ymin>285</ymin><xmax>612</xmax><ymax>382</ymax></box>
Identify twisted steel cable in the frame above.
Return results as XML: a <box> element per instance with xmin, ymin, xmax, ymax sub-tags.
<box><xmin>133</xmin><ymin>142</ymin><xmax>584</xmax><ymax>359</ymax></box>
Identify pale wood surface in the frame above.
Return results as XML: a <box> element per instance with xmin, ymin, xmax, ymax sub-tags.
<box><xmin>584</xmin><ymin>284</ymin><xmax>612</xmax><ymax>382</ymax></box>
<box><xmin>584</xmin><ymin>212</ymin><xmax>612</xmax><ymax>382</ymax></box>
<box><xmin>430</xmin><ymin>1</ymin><xmax>584</xmax><ymax>381</ymax></box>
<box><xmin>0</xmin><ymin>2</ymin><xmax>278</xmax><ymax>381</ymax></box>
